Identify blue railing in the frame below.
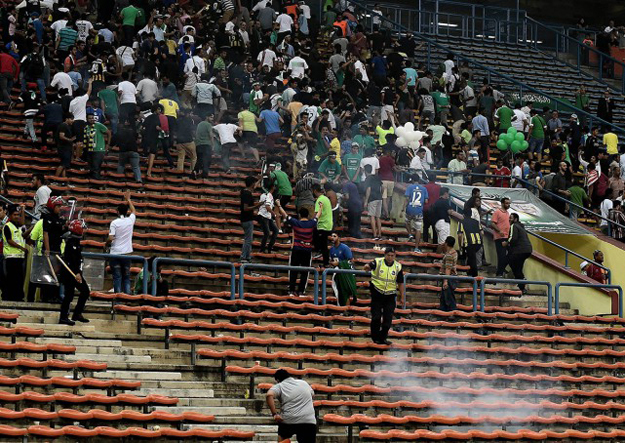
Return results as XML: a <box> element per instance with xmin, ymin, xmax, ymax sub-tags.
<box><xmin>351</xmin><ymin>0</ymin><xmax>625</xmax><ymax>136</ymax></box>
<box><xmin>152</xmin><ymin>258</ymin><xmax>236</xmax><ymax>299</ymax></box>
<box><xmin>555</xmin><ymin>282</ymin><xmax>623</xmax><ymax>318</ymax></box>
<box><xmin>238</xmin><ymin>263</ymin><xmax>320</xmax><ymax>303</ymax></box>
<box><xmin>83</xmin><ymin>252</ymin><xmax>149</xmax><ymax>295</ymax></box>
<box><xmin>479</xmin><ymin>278</ymin><xmax>553</xmax><ymax>315</ymax></box>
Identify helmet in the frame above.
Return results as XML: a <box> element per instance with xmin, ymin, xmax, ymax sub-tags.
<box><xmin>46</xmin><ymin>196</ymin><xmax>65</xmax><ymax>211</ymax></box>
<box><xmin>68</xmin><ymin>219</ymin><xmax>85</xmax><ymax>236</ymax></box>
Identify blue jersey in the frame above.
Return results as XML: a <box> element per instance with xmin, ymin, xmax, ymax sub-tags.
<box><xmin>330</xmin><ymin>243</ymin><xmax>353</xmax><ymax>262</ymax></box>
<box><xmin>405</xmin><ymin>184</ymin><xmax>429</xmax><ymax>217</ymax></box>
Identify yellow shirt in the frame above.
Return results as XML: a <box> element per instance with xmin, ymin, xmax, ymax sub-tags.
<box><xmin>329</xmin><ymin>137</ymin><xmax>342</xmax><ymax>164</ymax></box>
<box><xmin>159</xmin><ymin>99</ymin><xmax>179</xmax><ymax>118</ymax></box>
<box><xmin>603</xmin><ymin>132</ymin><xmax>619</xmax><ymax>155</ymax></box>
<box><xmin>376</xmin><ymin>126</ymin><xmax>394</xmax><ymax>146</ymax></box>
<box><xmin>238</xmin><ymin>110</ymin><xmax>258</xmax><ymax>133</ymax></box>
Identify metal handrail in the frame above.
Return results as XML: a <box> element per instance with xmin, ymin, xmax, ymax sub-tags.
<box><xmin>403</xmin><ymin>273</ymin><xmax>478</xmax><ymax>310</ymax></box>
<box><xmin>320</xmin><ymin>268</ymin><xmax>371</xmax><ymax>305</ymax></box>
<box><xmin>479</xmin><ymin>278</ymin><xmax>553</xmax><ymax>315</ymax></box>
<box><xmin>239</xmin><ymin>263</ymin><xmax>320</xmax><ymax>303</ymax></box>
<box><xmin>555</xmin><ymin>282</ymin><xmax>623</xmax><ymax>317</ymax></box>
<box><xmin>0</xmin><ymin>195</ymin><xmax>38</xmax><ymax>221</ymax></box>
<box><xmin>152</xmin><ymin>258</ymin><xmax>236</xmax><ymax>300</ymax></box>
<box><xmin>352</xmin><ymin>0</ymin><xmax>625</xmax><ymax>136</ymax></box>
<box><xmin>82</xmin><ymin>252</ymin><xmax>149</xmax><ymax>295</ymax></box>
<box><xmin>524</xmin><ymin>16</ymin><xmax>625</xmax><ymax>94</ymax></box>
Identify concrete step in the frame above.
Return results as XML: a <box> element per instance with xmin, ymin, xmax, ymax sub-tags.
<box><xmin>92</xmin><ymin>370</ymin><xmax>182</xmax><ymax>381</ymax></box>
<box><xmin>64</xmin><ymin>353</ymin><xmax>152</xmax><ymax>364</ymax></box>
<box><xmin>152</xmin><ymin>406</ymin><xmax>247</xmax><ymax>416</ymax></box>
<box><xmin>33</xmin><ymin>337</ymin><xmax>124</xmax><ymax>348</ymax></box>
<box><xmin>134</xmin><ymin>388</ymin><xmax>215</xmax><ymax>398</ymax></box>
<box><xmin>17</xmin><ymin>322</ymin><xmax>96</xmax><ymax>333</ymax></box>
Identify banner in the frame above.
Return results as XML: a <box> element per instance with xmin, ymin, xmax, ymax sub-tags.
<box><xmin>445</xmin><ymin>184</ymin><xmax>592</xmax><ymax>235</ymax></box>
<box><xmin>508</xmin><ymin>92</ymin><xmax>576</xmax><ymax>113</ymax></box>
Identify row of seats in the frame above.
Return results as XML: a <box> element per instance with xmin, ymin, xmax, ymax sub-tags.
<box><xmin>359</xmin><ymin>428</ymin><xmax>625</xmax><ymax>440</ymax></box>
<box><xmin>0</xmin><ymin>375</ymin><xmax>140</xmax><ymax>390</ymax></box>
<box><xmin>0</xmin><ymin>407</ymin><xmax>213</xmax><ymax>423</ymax></box>
<box><xmin>0</xmin><ymin>390</ymin><xmax>178</xmax><ymax>406</ymax></box>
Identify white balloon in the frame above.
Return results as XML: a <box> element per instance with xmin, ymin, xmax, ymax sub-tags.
<box><xmin>414</xmin><ymin>131</ymin><xmax>424</xmax><ymax>142</ymax></box>
<box><xmin>404</xmin><ymin>122</ymin><xmax>415</xmax><ymax>132</ymax></box>
<box><xmin>395</xmin><ymin>127</ymin><xmax>406</xmax><ymax>138</ymax></box>
<box><xmin>409</xmin><ymin>140</ymin><xmax>421</xmax><ymax>150</ymax></box>
<box><xmin>407</xmin><ymin>131</ymin><xmax>419</xmax><ymax>142</ymax></box>
<box><xmin>396</xmin><ymin>136</ymin><xmax>407</xmax><ymax>147</ymax></box>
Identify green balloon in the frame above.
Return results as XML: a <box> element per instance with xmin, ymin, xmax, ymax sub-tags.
<box><xmin>498</xmin><ymin>133</ymin><xmax>506</xmax><ymax>142</ymax></box>
<box><xmin>521</xmin><ymin>140</ymin><xmax>529</xmax><ymax>151</ymax></box>
<box><xmin>504</xmin><ymin>134</ymin><xmax>514</xmax><ymax>145</ymax></box>
<box><xmin>511</xmin><ymin>140</ymin><xmax>523</xmax><ymax>153</ymax></box>
<box><xmin>507</xmin><ymin>127</ymin><xmax>518</xmax><ymax>136</ymax></box>
<box><xmin>515</xmin><ymin>132</ymin><xmax>525</xmax><ymax>142</ymax></box>
<box><xmin>496</xmin><ymin>139</ymin><xmax>508</xmax><ymax>151</ymax></box>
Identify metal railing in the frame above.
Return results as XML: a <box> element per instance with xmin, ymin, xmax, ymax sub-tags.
<box><xmin>0</xmin><ymin>195</ymin><xmax>37</xmax><ymax>221</ymax></box>
<box><xmin>403</xmin><ymin>273</ymin><xmax>478</xmax><ymax>310</ymax></box>
<box><xmin>555</xmin><ymin>282</ymin><xmax>623</xmax><ymax>317</ymax></box>
<box><xmin>238</xmin><ymin>263</ymin><xmax>320</xmax><ymax>303</ymax></box>
<box><xmin>479</xmin><ymin>278</ymin><xmax>553</xmax><ymax>315</ymax></box>
<box><xmin>524</xmin><ymin>17</ymin><xmax>625</xmax><ymax>94</ymax></box>
<box><xmin>351</xmin><ymin>0</ymin><xmax>625</xmax><ymax>137</ymax></box>
<box><xmin>152</xmin><ymin>258</ymin><xmax>236</xmax><ymax>300</ymax></box>
<box><xmin>320</xmin><ymin>268</ymin><xmax>371</xmax><ymax>304</ymax></box>
<box><xmin>82</xmin><ymin>252</ymin><xmax>149</xmax><ymax>295</ymax></box>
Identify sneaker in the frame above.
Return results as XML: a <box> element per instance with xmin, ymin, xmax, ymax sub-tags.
<box><xmin>288</xmin><ymin>292</ymin><xmax>297</xmax><ymax>297</ymax></box>
<box><xmin>408</xmin><ymin>235</ymin><xmax>415</xmax><ymax>241</ymax></box>
<box><xmin>59</xmin><ymin>318</ymin><xmax>75</xmax><ymax>326</ymax></box>
<box><xmin>278</xmin><ymin>229</ymin><xmax>284</xmax><ymax>234</ymax></box>
<box><xmin>72</xmin><ymin>315</ymin><xmax>90</xmax><ymax>323</ymax></box>
<box><xmin>413</xmin><ymin>248</ymin><xmax>422</xmax><ymax>253</ymax></box>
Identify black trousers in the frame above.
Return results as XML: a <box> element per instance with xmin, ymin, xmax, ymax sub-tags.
<box><xmin>195</xmin><ymin>144</ymin><xmax>212</xmax><ymax>177</ymax></box>
<box><xmin>347</xmin><ymin>209</ymin><xmax>362</xmax><ymax>238</ymax></box>
<box><xmin>440</xmin><ymin>282</ymin><xmax>457</xmax><ymax>311</ymax></box>
<box><xmin>509</xmin><ymin>252</ymin><xmax>531</xmax><ymax>291</ymax></box>
<box><xmin>289</xmin><ymin>249</ymin><xmax>312</xmax><ymax>293</ymax></box>
<box><xmin>259</xmin><ymin>217</ymin><xmax>278</xmax><ymax>253</ymax></box>
<box><xmin>370</xmin><ymin>287</ymin><xmax>396</xmax><ymax>342</ymax></box>
<box><xmin>495</xmin><ymin>238</ymin><xmax>508</xmax><ymax>276</ymax></box>
<box><xmin>466</xmin><ymin>244</ymin><xmax>481</xmax><ymax>277</ymax></box>
<box><xmin>423</xmin><ymin>208</ymin><xmax>437</xmax><ymax>244</ymax></box>
<box><xmin>313</xmin><ymin>229</ymin><xmax>331</xmax><ymax>267</ymax></box>
<box><xmin>3</xmin><ymin>258</ymin><xmax>24</xmax><ymax>301</ymax></box>
<box><xmin>60</xmin><ymin>274</ymin><xmax>90</xmax><ymax>320</ymax></box>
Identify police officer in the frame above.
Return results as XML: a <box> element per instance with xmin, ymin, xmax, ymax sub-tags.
<box><xmin>59</xmin><ymin>219</ymin><xmax>90</xmax><ymax>325</ymax></box>
<box><xmin>2</xmin><ymin>204</ymin><xmax>27</xmax><ymax>301</ymax></box>
<box><xmin>364</xmin><ymin>247</ymin><xmax>405</xmax><ymax>345</ymax></box>
<box><xmin>41</xmin><ymin>196</ymin><xmax>67</xmax><ymax>302</ymax></box>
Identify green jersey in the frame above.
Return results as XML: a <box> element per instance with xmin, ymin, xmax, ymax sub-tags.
<box><xmin>343</xmin><ymin>152</ymin><xmax>363</xmax><ymax>182</ymax></box>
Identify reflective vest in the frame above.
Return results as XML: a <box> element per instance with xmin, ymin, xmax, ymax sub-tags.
<box><xmin>371</xmin><ymin>257</ymin><xmax>402</xmax><ymax>296</ymax></box>
<box><xmin>2</xmin><ymin>222</ymin><xmax>25</xmax><ymax>258</ymax></box>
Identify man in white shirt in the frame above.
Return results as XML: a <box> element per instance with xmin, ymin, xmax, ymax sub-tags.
<box><xmin>276</xmin><ymin>12</ymin><xmax>294</xmax><ymax>36</ymax></box>
<box><xmin>105</xmin><ymin>191</ymin><xmax>136</xmax><ymax>294</ymax></box>
<box><xmin>51</xmin><ymin>71</ymin><xmax>74</xmax><ymax>96</ymax></box>
<box><xmin>511</xmin><ymin>157</ymin><xmax>523</xmax><ymax>188</ymax></box>
<box><xmin>447</xmin><ymin>151</ymin><xmax>468</xmax><ymax>185</ymax></box>
<box><xmin>511</xmin><ymin>103</ymin><xmax>528</xmax><ymax>134</ymax></box>
<box><xmin>75</xmin><ymin>15</ymin><xmax>94</xmax><ymax>41</ymax></box>
<box><xmin>257</xmin><ymin>45</ymin><xmax>277</xmax><ymax>68</ymax></box>
<box><xmin>32</xmin><ymin>174</ymin><xmax>51</xmax><ymax>220</ymax></box>
<box><xmin>214</xmin><ymin>120</ymin><xmax>242</xmax><ymax>173</ymax></box>
<box><xmin>69</xmin><ymin>79</ymin><xmax>92</xmax><ymax>137</ymax></box>
<box><xmin>287</xmin><ymin>54</ymin><xmax>308</xmax><ymax>79</ymax></box>
<box><xmin>359</xmin><ymin>149</ymin><xmax>380</xmax><ymax>181</ymax></box>
<box><xmin>298</xmin><ymin>1</ymin><xmax>311</xmax><ymax>19</ymax></box>
<box><xmin>136</xmin><ymin>75</ymin><xmax>159</xmax><ymax>104</ymax></box>
<box><xmin>118</xmin><ymin>80</ymin><xmax>137</xmax><ymax>124</ymax></box>
<box><xmin>184</xmin><ymin>50</ymin><xmax>207</xmax><ymax>76</ymax></box>
<box><xmin>50</xmin><ymin>18</ymin><xmax>68</xmax><ymax>39</ymax></box>
<box><xmin>409</xmin><ymin>148</ymin><xmax>428</xmax><ymax>181</ymax></box>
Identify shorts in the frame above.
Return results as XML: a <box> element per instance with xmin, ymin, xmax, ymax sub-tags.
<box><xmin>406</xmin><ymin>214</ymin><xmax>423</xmax><ymax>231</ymax></box>
<box><xmin>58</xmin><ymin>147</ymin><xmax>72</xmax><ymax>168</ymax></box>
<box><xmin>368</xmin><ymin>200</ymin><xmax>382</xmax><ymax>218</ymax></box>
<box><xmin>435</xmin><ymin>219</ymin><xmax>450</xmax><ymax>244</ymax></box>
<box><xmin>278</xmin><ymin>423</ymin><xmax>317</xmax><ymax>443</ymax></box>
<box><xmin>242</xmin><ymin>131</ymin><xmax>258</xmax><ymax>145</ymax></box>
<box><xmin>279</xmin><ymin>194</ymin><xmax>292</xmax><ymax>208</ymax></box>
<box><xmin>381</xmin><ymin>180</ymin><xmax>395</xmax><ymax>199</ymax></box>
<box><xmin>528</xmin><ymin>137</ymin><xmax>544</xmax><ymax>154</ymax></box>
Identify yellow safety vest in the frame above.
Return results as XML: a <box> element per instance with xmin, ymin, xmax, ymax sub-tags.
<box><xmin>2</xmin><ymin>222</ymin><xmax>25</xmax><ymax>258</ymax></box>
<box><xmin>371</xmin><ymin>257</ymin><xmax>402</xmax><ymax>296</ymax></box>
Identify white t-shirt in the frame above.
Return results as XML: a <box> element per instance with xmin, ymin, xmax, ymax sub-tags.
<box><xmin>360</xmin><ymin>156</ymin><xmax>380</xmax><ymax>181</ymax></box>
<box><xmin>69</xmin><ymin>94</ymin><xmax>89</xmax><ymax>122</ymax></box>
<box><xmin>75</xmin><ymin>19</ymin><xmax>93</xmax><ymax>41</ymax></box>
<box><xmin>257</xmin><ymin>49</ymin><xmax>277</xmax><ymax>67</ymax></box>
<box><xmin>287</xmin><ymin>56</ymin><xmax>308</xmax><ymax>79</ymax></box>
<box><xmin>136</xmin><ymin>78</ymin><xmax>159</xmax><ymax>103</ymax></box>
<box><xmin>443</xmin><ymin>59</ymin><xmax>454</xmax><ymax>76</ymax></box>
<box><xmin>33</xmin><ymin>185</ymin><xmax>51</xmax><ymax>218</ymax></box>
<box><xmin>50</xmin><ymin>19</ymin><xmax>68</xmax><ymax>38</ymax></box>
<box><xmin>354</xmin><ymin>60</ymin><xmax>369</xmax><ymax>83</ymax></box>
<box><xmin>512</xmin><ymin>109</ymin><xmax>528</xmax><ymax>132</ymax></box>
<box><xmin>600</xmin><ymin>199</ymin><xmax>613</xmax><ymax>227</ymax></box>
<box><xmin>462</xmin><ymin>85</ymin><xmax>477</xmax><ymax>107</ymax></box>
<box><xmin>276</xmin><ymin>13</ymin><xmax>294</xmax><ymax>33</ymax></box>
<box><xmin>422</xmin><ymin>146</ymin><xmax>433</xmax><ymax>169</ymax></box>
<box><xmin>512</xmin><ymin>165</ymin><xmax>523</xmax><ymax>188</ymax></box>
<box><xmin>184</xmin><ymin>56</ymin><xmax>206</xmax><ymax>75</ymax></box>
<box><xmin>258</xmin><ymin>192</ymin><xmax>274</xmax><ymax>219</ymax></box>
<box><xmin>109</xmin><ymin>213</ymin><xmax>136</xmax><ymax>255</ymax></box>
<box><xmin>51</xmin><ymin>72</ymin><xmax>74</xmax><ymax>95</ymax></box>
<box><xmin>299</xmin><ymin>4</ymin><xmax>311</xmax><ymax>19</ymax></box>
<box><xmin>118</xmin><ymin>81</ymin><xmax>137</xmax><ymax>104</ymax></box>
<box><xmin>116</xmin><ymin>46</ymin><xmax>135</xmax><ymax>67</ymax></box>
<box><xmin>214</xmin><ymin>124</ymin><xmax>238</xmax><ymax>144</ymax></box>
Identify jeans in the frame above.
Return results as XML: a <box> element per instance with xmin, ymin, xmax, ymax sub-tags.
<box><xmin>494</xmin><ymin>238</ymin><xmax>508</xmax><ymax>276</ymax></box>
<box><xmin>110</xmin><ymin>257</ymin><xmax>131</xmax><ymax>294</ymax></box>
<box><xmin>466</xmin><ymin>244</ymin><xmax>482</xmax><ymax>277</ymax></box>
<box><xmin>41</xmin><ymin>122</ymin><xmax>58</xmax><ymax>148</ymax></box>
<box><xmin>509</xmin><ymin>252</ymin><xmax>531</xmax><ymax>291</ymax></box>
<box><xmin>106</xmin><ymin>113</ymin><xmax>119</xmax><ymax>134</ymax></box>
<box><xmin>370</xmin><ymin>287</ymin><xmax>396</xmax><ymax>342</ymax></box>
<box><xmin>240</xmin><ymin>221</ymin><xmax>254</xmax><ymax>261</ymax></box>
<box><xmin>259</xmin><ymin>217</ymin><xmax>278</xmax><ymax>253</ymax></box>
<box><xmin>195</xmin><ymin>144</ymin><xmax>213</xmax><ymax>177</ymax></box>
<box><xmin>24</xmin><ymin>118</ymin><xmax>37</xmax><ymax>141</ymax></box>
<box><xmin>0</xmin><ymin>73</ymin><xmax>14</xmax><ymax>103</ymax></box>
<box><xmin>117</xmin><ymin>151</ymin><xmax>142</xmax><ymax>182</ymax></box>
<box><xmin>221</xmin><ymin>142</ymin><xmax>236</xmax><ymax>171</ymax></box>
<box><xmin>89</xmin><ymin>151</ymin><xmax>105</xmax><ymax>179</ymax></box>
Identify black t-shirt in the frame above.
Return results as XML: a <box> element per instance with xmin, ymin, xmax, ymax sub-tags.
<box><xmin>550</xmin><ymin>145</ymin><xmax>565</xmax><ymax>172</ymax></box>
<box><xmin>240</xmin><ymin>189</ymin><xmax>255</xmax><ymax>222</ymax></box>
<box><xmin>365</xmin><ymin>175</ymin><xmax>382</xmax><ymax>202</ymax></box>
<box><xmin>432</xmin><ymin>198</ymin><xmax>451</xmax><ymax>223</ymax></box>
<box><xmin>367</xmin><ymin>82</ymin><xmax>382</xmax><ymax>107</ymax></box>
<box><xmin>56</xmin><ymin>123</ymin><xmax>73</xmax><ymax>151</ymax></box>
<box><xmin>42</xmin><ymin>212</ymin><xmax>65</xmax><ymax>252</ymax></box>
<box><xmin>113</xmin><ymin>127</ymin><xmax>138</xmax><ymax>153</ymax></box>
